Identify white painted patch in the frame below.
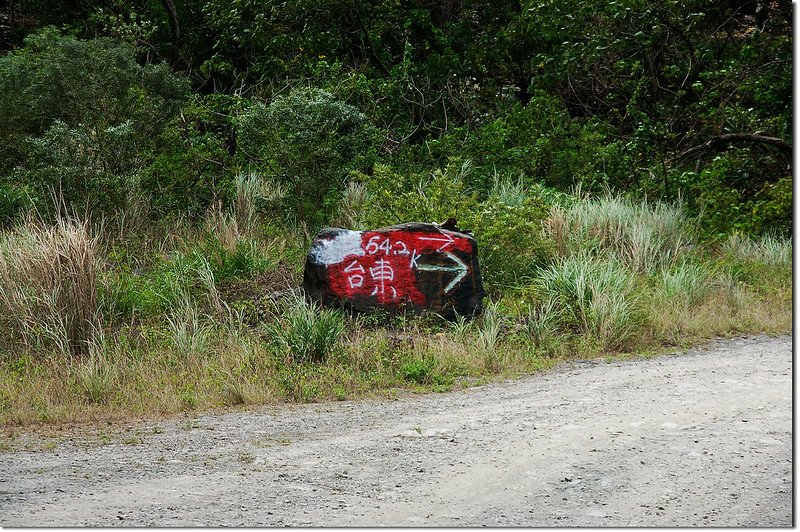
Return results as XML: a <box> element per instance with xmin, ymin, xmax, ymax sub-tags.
<box><xmin>310</xmin><ymin>230</ymin><xmax>365</xmax><ymax>265</ymax></box>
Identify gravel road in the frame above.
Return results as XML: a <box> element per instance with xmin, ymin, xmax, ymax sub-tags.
<box><xmin>0</xmin><ymin>335</ymin><xmax>792</xmax><ymax>526</ymax></box>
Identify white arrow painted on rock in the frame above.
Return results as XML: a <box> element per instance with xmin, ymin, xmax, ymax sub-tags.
<box><xmin>417</xmin><ymin>232</ymin><xmax>454</xmax><ymax>252</ymax></box>
<box><xmin>416</xmin><ymin>251</ymin><xmax>468</xmax><ymax>293</ymax></box>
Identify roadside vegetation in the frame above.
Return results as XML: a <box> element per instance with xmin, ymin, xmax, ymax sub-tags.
<box><xmin>0</xmin><ymin>1</ymin><xmax>791</xmax><ymax>427</ymax></box>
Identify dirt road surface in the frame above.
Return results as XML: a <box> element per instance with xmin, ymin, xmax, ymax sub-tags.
<box><xmin>0</xmin><ymin>335</ymin><xmax>792</xmax><ymax>526</ymax></box>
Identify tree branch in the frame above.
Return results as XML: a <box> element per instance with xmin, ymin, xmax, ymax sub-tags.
<box><xmin>672</xmin><ymin>132</ymin><xmax>792</xmax><ymax>164</ymax></box>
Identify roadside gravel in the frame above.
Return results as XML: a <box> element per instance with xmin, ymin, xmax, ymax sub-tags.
<box><xmin>0</xmin><ymin>334</ymin><xmax>791</xmax><ymax>526</ymax></box>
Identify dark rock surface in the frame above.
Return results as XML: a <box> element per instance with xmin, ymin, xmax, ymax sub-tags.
<box><xmin>303</xmin><ymin>222</ymin><xmax>483</xmax><ymax>317</ymax></box>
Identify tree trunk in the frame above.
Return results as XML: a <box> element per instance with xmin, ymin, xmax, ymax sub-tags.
<box><xmin>0</xmin><ymin>0</ymin><xmax>12</xmax><ymax>53</ymax></box>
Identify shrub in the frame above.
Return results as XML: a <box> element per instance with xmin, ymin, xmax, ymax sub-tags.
<box><xmin>237</xmin><ymin>87</ymin><xmax>377</xmax><ymax>226</ymax></box>
<box><xmin>524</xmin><ymin>297</ymin><xmax>562</xmax><ymax>351</ymax></box>
<box><xmin>75</xmin><ymin>330</ymin><xmax>116</xmax><ymax>404</ymax></box>
<box><xmin>359</xmin><ymin>160</ymin><xmax>554</xmax><ymax>291</ymax></box>
<box><xmin>401</xmin><ymin>359</ymin><xmax>435</xmax><ymax>384</ymax></box>
<box><xmin>0</xmin><ymin>28</ymin><xmax>190</xmax><ymax>217</ymax></box>
<box><xmin>166</xmin><ymin>298</ymin><xmax>212</xmax><ymax>360</ymax></box>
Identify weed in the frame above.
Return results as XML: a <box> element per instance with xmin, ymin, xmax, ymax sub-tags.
<box><xmin>75</xmin><ymin>328</ymin><xmax>116</xmax><ymax>404</ymax></box>
<box><xmin>333</xmin><ymin>180</ymin><xmax>370</xmax><ymax>229</ymax></box>
<box><xmin>278</xmin><ymin>365</ymin><xmax>322</xmax><ymax>402</ymax></box>
<box><xmin>237</xmin><ymin>452</ymin><xmax>256</xmax><ymax>464</ymax></box>
<box><xmin>267</xmin><ymin>297</ymin><xmax>345</xmax><ymax>364</ymax></box>
<box><xmin>179</xmin><ymin>384</ymin><xmax>198</xmax><ymax>409</ymax></box>
<box><xmin>219</xmin><ymin>370</ymin><xmax>254</xmax><ymax>406</ymax></box>
<box><xmin>536</xmin><ymin>254</ymin><xmax>643</xmax><ymax>351</ymax></box>
<box><xmin>333</xmin><ymin>385</ymin><xmax>347</xmax><ymax>401</ymax></box>
<box><xmin>0</xmin><ymin>218</ymin><xmax>99</xmax><ymax>356</ymax></box>
<box><xmin>401</xmin><ymin>359</ymin><xmax>434</xmax><ymax>384</ymax></box>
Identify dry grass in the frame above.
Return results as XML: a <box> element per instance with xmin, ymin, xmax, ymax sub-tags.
<box><xmin>0</xmin><ymin>218</ymin><xmax>99</xmax><ymax>357</ymax></box>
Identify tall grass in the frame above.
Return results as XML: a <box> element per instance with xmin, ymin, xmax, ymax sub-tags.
<box><xmin>722</xmin><ymin>233</ymin><xmax>792</xmax><ymax>267</ymax></box>
<box><xmin>267</xmin><ymin>296</ymin><xmax>346</xmax><ymax>364</ymax></box>
<box><xmin>524</xmin><ymin>296</ymin><xmax>561</xmax><ymax>351</ymax></box>
<box><xmin>546</xmin><ymin>195</ymin><xmax>691</xmax><ymax>272</ymax></box>
<box><xmin>475</xmin><ymin>301</ymin><xmax>503</xmax><ymax>372</ymax></box>
<box><xmin>0</xmin><ymin>218</ymin><xmax>99</xmax><ymax>356</ymax></box>
<box><xmin>166</xmin><ymin>295</ymin><xmax>212</xmax><ymax>360</ymax></box>
<box><xmin>655</xmin><ymin>262</ymin><xmax>710</xmax><ymax>308</ymax></box>
<box><xmin>536</xmin><ymin>254</ymin><xmax>643</xmax><ymax>351</ymax></box>
<box><xmin>334</xmin><ymin>181</ymin><xmax>370</xmax><ymax>229</ymax></box>
<box><xmin>488</xmin><ymin>172</ymin><xmax>527</xmax><ymax>207</ymax></box>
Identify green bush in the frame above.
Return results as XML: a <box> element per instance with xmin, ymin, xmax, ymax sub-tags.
<box><xmin>394</xmin><ymin>95</ymin><xmax>634</xmax><ymax>194</ymax></box>
<box><xmin>237</xmin><ymin>88</ymin><xmax>377</xmax><ymax>226</ymax></box>
<box><xmin>401</xmin><ymin>358</ymin><xmax>435</xmax><ymax>384</ymax></box>
<box><xmin>655</xmin><ymin>262</ymin><xmax>710</xmax><ymax>309</ymax></box>
<box><xmin>0</xmin><ymin>28</ymin><xmax>189</xmax><ymax>217</ymax></box>
<box><xmin>687</xmin><ymin>154</ymin><xmax>792</xmax><ymax>238</ymax></box>
<box><xmin>140</xmin><ymin>94</ymin><xmax>239</xmax><ymax>219</ymax></box>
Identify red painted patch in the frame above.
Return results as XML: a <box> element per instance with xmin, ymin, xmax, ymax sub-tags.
<box><xmin>325</xmin><ymin>229</ymin><xmax>473</xmax><ymax>306</ymax></box>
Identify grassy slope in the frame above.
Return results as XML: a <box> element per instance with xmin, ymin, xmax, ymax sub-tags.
<box><xmin>0</xmin><ymin>196</ymin><xmax>791</xmax><ymax>429</ymax></box>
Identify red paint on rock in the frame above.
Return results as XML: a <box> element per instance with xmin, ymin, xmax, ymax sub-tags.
<box><xmin>325</xmin><ymin>229</ymin><xmax>473</xmax><ymax>306</ymax></box>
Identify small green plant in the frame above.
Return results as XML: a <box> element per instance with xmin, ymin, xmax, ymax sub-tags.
<box><xmin>179</xmin><ymin>385</ymin><xmax>198</xmax><ymax>409</ymax></box>
<box><xmin>219</xmin><ymin>370</ymin><xmax>253</xmax><ymax>406</ymax></box>
<box><xmin>401</xmin><ymin>358</ymin><xmax>434</xmax><ymax>384</ymax></box>
<box><xmin>333</xmin><ymin>385</ymin><xmax>347</xmax><ymax>401</ymax></box>
<box><xmin>267</xmin><ymin>297</ymin><xmax>346</xmax><ymax>364</ymax></box>
<box><xmin>278</xmin><ymin>365</ymin><xmax>322</xmax><ymax>402</ymax></box>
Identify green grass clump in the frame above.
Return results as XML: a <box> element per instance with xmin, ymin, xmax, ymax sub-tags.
<box><xmin>267</xmin><ymin>297</ymin><xmax>346</xmax><ymax>364</ymax></box>
<box><xmin>547</xmin><ymin>195</ymin><xmax>691</xmax><ymax>272</ymax></box>
<box><xmin>722</xmin><ymin>233</ymin><xmax>792</xmax><ymax>268</ymax></box>
<box><xmin>536</xmin><ymin>253</ymin><xmax>643</xmax><ymax>351</ymax></box>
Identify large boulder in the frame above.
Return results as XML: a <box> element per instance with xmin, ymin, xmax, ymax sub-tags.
<box><xmin>303</xmin><ymin>222</ymin><xmax>484</xmax><ymax>317</ymax></box>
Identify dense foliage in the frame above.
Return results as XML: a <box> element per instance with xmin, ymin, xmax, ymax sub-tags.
<box><xmin>0</xmin><ymin>0</ymin><xmax>791</xmax><ymax>235</ymax></box>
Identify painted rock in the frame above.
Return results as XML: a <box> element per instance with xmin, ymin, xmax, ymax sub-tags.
<box><xmin>303</xmin><ymin>222</ymin><xmax>484</xmax><ymax>317</ymax></box>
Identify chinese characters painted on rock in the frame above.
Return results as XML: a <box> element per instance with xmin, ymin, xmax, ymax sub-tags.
<box><xmin>304</xmin><ymin>222</ymin><xmax>484</xmax><ymax>317</ymax></box>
